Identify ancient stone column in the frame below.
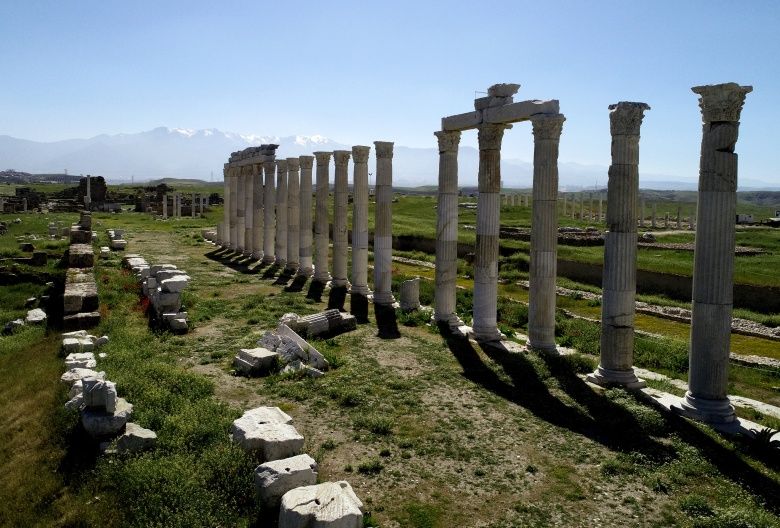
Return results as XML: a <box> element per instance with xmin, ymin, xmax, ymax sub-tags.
<box><xmin>313</xmin><ymin>152</ymin><xmax>332</xmax><ymax>283</ymax></box>
<box><xmin>221</xmin><ymin>164</ymin><xmax>230</xmax><ymax>246</ymax></box>
<box><xmin>331</xmin><ymin>151</ymin><xmax>351</xmax><ymax>289</ymax></box>
<box><xmin>23</xmin><ymin>197</ymin><xmax>27</xmax><ymax>212</ymax></box>
<box><xmin>85</xmin><ymin>175</ymin><xmax>91</xmax><ymax>209</ymax></box>
<box><xmin>236</xmin><ymin>168</ymin><xmax>246</xmax><ymax>253</ymax></box>
<box><xmin>286</xmin><ymin>158</ymin><xmax>301</xmax><ymax>273</ymax></box>
<box><xmin>262</xmin><ymin>158</ymin><xmax>277</xmax><ymax>263</ymax></box>
<box><xmin>588</xmin><ymin>102</ymin><xmax>649</xmax><ymax>388</ymax></box>
<box><xmin>676</xmin><ymin>206</ymin><xmax>682</xmax><ymax>229</ymax></box>
<box><xmin>192</xmin><ymin>192</ymin><xmax>196</xmax><ymax>219</ymax></box>
<box><xmin>433</xmin><ymin>131</ymin><xmax>462</xmax><ymax>326</ymax></box>
<box><xmin>200</xmin><ymin>195</ymin><xmax>205</xmax><ymax>215</ymax></box>
<box><xmin>242</xmin><ymin>167</ymin><xmax>253</xmax><ymax>255</ymax></box>
<box><xmin>651</xmin><ymin>203</ymin><xmax>657</xmax><ymax>227</ymax></box>
<box><xmin>162</xmin><ymin>194</ymin><xmax>168</xmax><ymax>219</ymax></box>
<box><xmin>274</xmin><ymin>160</ymin><xmax>288</xmax><ymax>266</ymax></box>
<box><xmin>251</xmin><ymin>162</ymin><xmax>264</xmax><ymax>259</ymax></box>
<box><xmin>350</xmin><ymin>145</ymin><xmax>371</xmax><ymax>321</ymax></box>
<box><xmin>472</xmin><ymin>123</ymin><xmax>507</xmax><ymax>342</ymax></box>
<box><xmin>639</xmin><ymin>199</ymin><xmax>645</xmax><ymax>227</ymax></box>
<box><xmin>373</xmin><ymin>141</ymin><xmax>395</xmax><ymax>306</ymax></box>
<box><xmin>229</xmin><ymin>171</ymin><xmax>238</xmax><ymax>250</ymax></box>
<box><xmin>527</xmin><ymin>114</ymin><xmax>566</xmax><ymax>352</ymax></box>
<box><xmin>673</xmin><ymin>82</ymin><xmax>752</xmax><ymax>424</ymax></box>
<box><xmin>579</xmin><ymin>194</ymin><xmax>584</xmax><ymax>220</ymax></box>
<box><xmin>298</xmin><ymin>155</ymin><xmax>314</xmax><ymax>277</ymax></box>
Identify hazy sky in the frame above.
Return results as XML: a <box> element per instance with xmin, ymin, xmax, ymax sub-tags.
<box><xmin>1</xmin><ymin>1</ymin><xmax>778</xmax><ymax>183</ymax></box>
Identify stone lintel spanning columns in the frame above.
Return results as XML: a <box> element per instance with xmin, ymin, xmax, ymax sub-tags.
<box><xmin>229</xmin><ymin>166</ymin><xmax>239</xmax><ymax>251</ymax></box>
<box><xmin>527</xmin><ymin>113</ymin><xmax>566</xmax><ymax>352</ymax></box>
<box><xmin>262</xmin><ymin>157</ymin><xmax>278</xmax><ymax>263</ymax></box>
<box><xmin>251</xmin><ymin>161</ymin><xmax>265</xmax><ymax>259</ymax></box>
<box><xmin>472</xmin><ymin>123</ymin><xmax>508</xmax><ymax>342</ymax></box>
<box><xmin>298</xmin><ymin>155</ymin><xmax>315</xmax><ymax>277</ymax></box>
<box><xmin>313</xmin><ymin>152</ymin><xmax>332</xmax><ymax>283</ymax></box>
<box><xmin>443</xmin><ymin>99</ymin><xmax>561</xmax><ymax>132</ymax></box>
<box><xmin>274</xmin><ymin>159</ymin><xmax>289</xmax><ymax>266</ymax></box>
<box><xmin>373</xmin><ymin>141</ymin><xmax>395</xmax><ymax>306</ymax></box>
<box><xmin>588</xmin><ymin>102</ymin><xmax>650</xmax><ymax>388</ymax></box>
<box><xmin>330</xmin><ymin>150</ymin><xmax>351</xmax><ymax>291</ymax></box>
<box><xmin>243</xmin><ymin>165</ymin><xmax>254</xmax><ymax>255</ymax></box>
<box><xmin>673</xmin><ymin>82</ymin><xmax>752</xmax><ymax>424</ymax></box>
<box><xmin>286</xmin><ymin>158</ymin><xmax>301</xmax><ymax>272</ymax></box>
<box><xmin>350</xmin><ymin>145</ymin><xmax>371</xmax><ymax>322</ymax></box>
<box><xmin>433</xmin><ymin>131</ymin><xmax>462</xmax><ymax>326</ymax></box>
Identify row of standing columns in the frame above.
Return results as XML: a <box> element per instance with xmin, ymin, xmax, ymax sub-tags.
<box><xmin>218</xmin><ymin>143</ymin><xmax>397</xmax><ymax>316</ymax></box>
<box><xmin>162</xmin><ymin>192</ymin><xmax>209</xmax><ymax>219</ymax></box>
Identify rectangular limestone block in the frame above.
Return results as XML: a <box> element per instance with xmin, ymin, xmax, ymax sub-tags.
<box><xmin>68</xmin><ymin>244</ymin><xmax>95</xmax><ymax>268</ymax></box>
<box><xmin>255</xmin><ymin>454</ymin><xmax>318</xmax><ymax>508</ymax></box>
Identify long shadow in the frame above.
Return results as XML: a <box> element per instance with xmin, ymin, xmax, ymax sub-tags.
<box><xmin>375</xmin><ymin>303</ymin><xmax>400</xmax><ymax>339</ymax></box>
<box><xmin>284</xmin><ymin>274</ymin><xmax>309</xmax><ymax>292</ymax></box>
<box><xmin>327</xmin><ymin>285</ymin><xmax>348</xmax><ymax>311</ymax></box>
<box><xmin>262</xmin><ymin>263</ymin><xmax>281</xmax><ymax>280</ymax></box>
<box><xmin>306</xmin><ymin>280</ymin><xmax>326</xmax><ymax>302</ymax></box>
<box><xmin>273</xmin><ymin>268</ymin><xmax>295</xmax><ymax>286</ymax></box>
<box><xmin>350</xmin><ymin>293</ymin><xmax>369</xmax><ymax>323</ymax></box>
<box><xmin>447</xmin><ymin>334</ymin><xmax>780</xmax><ymax>513</ymax></box>
<box><xmin>205</xmin><ymin>249</ymin><xmax>260</xmax><ymax>275</ymax></box>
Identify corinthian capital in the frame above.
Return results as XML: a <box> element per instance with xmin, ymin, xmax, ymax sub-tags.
<box><xmin>276</xmin><ymin>159</ymin><xmax>288</xmax><ymax>172</ymax></box>
<box><xmin>351</xmin><ymin>146</ymin><xmax>371</xmax><ymax>164</ymax></box>
<box><xmin>531</xmin><ymin>114</ymin><xmax>566</xmax><ymax>141</ymax></box>
<box><xmin>263</xmin><ymin>160</ymin><xmax>276</xmax><ymax>174</ymax></box>
<box><xmin>374</xmin><ymin>141</ymin><xmax>394</xmax><ymax>159</ymax></box>
<box><xmin>333</xmin><ymin>150</ymin><xmax>351</xmax><ymax>167</ymax></box>
<box><xmin>299</xmin><ymin>155</ymin><xmax>314</xmax><ymax>170</ymax></box>
<box><xmin>434</xmin><ymin>130</ymin><xmax>461</xmax><ymax>153</ymax></box>
<box><xmin>608</xmin><ymin>102</ymin><xmax>650</xmax><ymax>137</ymax></box>
<box><xmin>314</xmin><ymin>151</ymin><xmax>332</xmax><ymax>165</ymax></box>
<box><xmin>286</xmin><ymin>157</ymin><xmax>300</xmax><ymax>171</ymax></box>
<box><xmin>477</xmin><ymin>123</ymin><xmax>507</xmax><ymax>151</ymax></box>
<box><xmin>692</xmin><ymin>82</ymin><xmax>752</xmax><ymax>123</ymax></box>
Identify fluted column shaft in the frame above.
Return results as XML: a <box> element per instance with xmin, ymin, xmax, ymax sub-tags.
<box><xmin>331</xmin><ymin>151</ymin><xmax>351</xmax><ymax>287</ymax></box>
<box><xmin>286</xmin><ymin>158</ymin><xmax>301</xmax><ymax>272</ymax></box>
<box><xmin>589</xmin><ymin>102</ymin><xmax>649</xmax><ymax>387</ymax></box>
<box><xmin>162</xmin><ymin>193</ymin><xmax>168</xmax><ymax>219</ymax></box>
<box><xmin>298</xmin><ymin>156</ymin><xmax>314</xmax><ymax>276</ymax></box>
<box><xmin>313</xmin><ymin>152</ymin><xmax>332</xmax><ymax>282</ymax></box>
<box><xmin>221</xmin><ymin>165</ymin><xmax>229</xmax><ymax>245</ymax></box>
<box><xmin>351</xmin><ymin>146</ymin><xmax>371</xmax><ymax>296</ymax></box>
<box><xmin>676</xmin><ymin>82</ymin><xmax>751</xmax><ymax>424</ymax></box>
<box><xmin>528</xmin><ymin>114</ymin><xmax>566</xmax><ymax>351</ymax></box>
<box><xmin>243</xmin><ymin>167</ymin><xmax>253</xmax><ymax>255</ymax></box>
<box><xmin>434</xmin><ymin>131</ymin><xmax>461</xmax><ymax>324</ymax></box>
<box><xmin>229</xmin><ymin>168</ymin><xmax>239</xmax><ymax>250</ymax></box>
<box><xmin>275</xmin><ymin>160</ymin><xmax>288</xmax><ymax>266</ymax></box>
<box><xmin>472</xmin><ymin>124</ymin><xmax>506</xmax><ymax>341</ymax></box>
<box><xmin>262</xmin><ymin>160</ymin><xmax>277</xmax><ymax>263</ymax></box>
<box><xmin>373</xmin><ymin>141</ymin><xmax>395</xmax><ymax>305</ymax></box>
<box><xmin>192</xmin><ymin>192</ymin><xmax>196</xmax><ymax>218</ymax></box>
<box><xmin>251</xmin><ymin>163</ymin><xmax>264</xmax><ymax>259</ymax></box>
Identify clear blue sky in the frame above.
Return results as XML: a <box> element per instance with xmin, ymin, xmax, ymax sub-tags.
<box><xmin>1</xmin><ymin>0</ymin><xmax>778</xmax><ymax>184</ymax></box>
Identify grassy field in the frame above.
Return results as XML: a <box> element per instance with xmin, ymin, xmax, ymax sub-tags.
<box><xmin>2</xmin><ymin>208</ymin><xmax>779</xmax><ymax>527</ymax></box>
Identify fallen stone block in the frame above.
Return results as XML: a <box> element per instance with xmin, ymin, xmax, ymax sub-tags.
<box><xmin>255</xmin><ymin>454</ymin><xmax>318</xmax><ymax>508</ymax></box>
<box><xmin>232</xmin><ymin>422</ymin><xmax>304</xmax><ymax>460</ymax></box>
<box><xmin>234</xmin><ymin>347</ymin><xmax>279</xmax><ymax>376</ymax></box>
<box><xmin>61</xmin><ymin>368</ymin><xmax>105</xmax><ymax>387</ymax></box>
<box><xmin>259</xmin><ymin>331</ymin><xmax>282</xmax><ymax>351</ymax></box>
<box><xmin>69</xmin><ymin>379</ymin><xmax>84</xmax><ymax>398</ymax></box>
<box><xmin>81</xmin><ymin>397</ymin><xmax>133</xmax><ymax>438</ymax></box>
<box><xmin>168</xmin><ymin>317</ymin><xmax>188</xmax><ymax>332</ymax></box>
<box><xmin>64</xmin><ymin>393</ymin><xmax>84</xmax><ymax>411</ymax></box>
<box><xmin>25</xmin><ymin>308</ymin><xmax>47</xmax><ymax>325</ymax></box>
<box><xmin>68</xmin><ymin>243</ymin><xmax>95</xmax><ymax>268</ymax></box>
<box><xmin>100</xmin><ymin>247</ymin><xmax>110</xmax><ymax>258</ymax></box>
<box><xmin>65</xmin><ymin>352</ymin><xmax>97</xmax><ymax>370</ymax></box>
<box><xmin>63</xmin><ymin>311</ymin><xmax>101</xmax><ymax>331</ymax></box>
<box><xmin>149</xmin><ymin>264</ymin><xmax>178</xmax><ymax>276</ymax></box>
<box><xmin>277</xmin><ymin>324</ymin><xmax>329</xmax><ymax>370</ymax></box>
<box><xmin>160</xmin><ymin>276</ymin><xmax>189</xmax><ymax>293</ymax></box>
<box><xmin>109</xmin><ymin>239</ymin><xmax>127</xmax><ymax>250</ymax></box>
<box><xmin>82</xmin><ymin>377</ymin><xmax>118</xmax><ymax>413</ymax></box>
<box><xmin>62</xmin><ymin>330</ymin><xmax>88</xmax><ymax>338</ymax></box>
<box><xmin>278</xmin><ymin>481</ymin><xmax>364</xmax><ymax>528</ymax></box>
<box><xmin>115</xmin><ymin>423</ymin><xmax>157</xmax><ymax>453</ymax></box>
<box><xmin>95</xmin><ymin>335</ymin><xmax>109</xmax><ymax>347</ymax></box>
<box><xmin>282</xmin><ymin>360</ymin><xmax>325</xmax><ymax>378</ymax></box>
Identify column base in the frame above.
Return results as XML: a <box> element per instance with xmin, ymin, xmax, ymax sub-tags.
<box><xmin>586</xmin><ymin>366</ymin><xmax>646</xmax><ymax>389</ymax></box>
<box><xmin>251</xmin><ymin>251</ymin><xmax>264</xmax><ymax>260</ymax></box>
<box><xmin>274</xmin><ymin>257</ymin><xmax>287</xmax><ymax>267</ymax></box>
<box><xmin>262</xmin><ymin>255</ymin><xmax>276</xmax><ymax>264</ymax></box>
<box><xmin>296</xmin><ymin>267</ymin><xmax>314</xmax><ymax>278</ymax></box>
<box><xmin>350</xmin><ymin>292</ymin><xmax>369</xmax><ymax>323</ymax></box>
<box><xmin>472</xmin><ymin>325</ymin><xmax>505</xmax><ymax>344</ymax></box>
<box><xmin>373</xmin><ymin>292</ymin><xmax>396</xmax><ymax>306</ymax></box>
<box><xmin>242</xmin><ymin>249</ymin><xmax>253</xmax><ymax>257</ymax></box>
<box><xmin>671</xmin><ymin>392</ymin><xmax>736</xmax><ymax>424</ymax></box>
<box><xmin>285</xmin><ymin>262</ymin><xmax>299</xmax><ymax>273</ymax></box>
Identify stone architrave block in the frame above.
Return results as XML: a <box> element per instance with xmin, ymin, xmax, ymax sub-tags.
<box><xmin>60</xmin><ymin>368</ymin><xmax>105</xmax><ymax>387</ymax></box>
<box><xmin>278</xmin><ymin>481</ymin><xmax>364</xmax><ymax>528</ymax></box>
<box><xmin>276</xmin><ymin>324</ymin><xmax>329</xmax><ymax>370</ymax></box>
<box><xmin>255</xmin><ymin>454</ymin><xmax>318</xmax><ymax>508</ymax></box>
<box><xmin>82</xmin><ymin>377</ymin><xmax>118</xmax><ymax>413</ymax></box>
<box><xmin>80</xmin><ymin>398</ymin><xmax>133</xmax><ymax>438</ymax></box>
<box><xmin>234</xmin><ymin>347</ymin><xmax>279</xmax><ymax>375</ymax></box>
<box><xmin>65</xmin><ymin>352</ymin><xmax>97</xmax><ymax>369</ymax></box>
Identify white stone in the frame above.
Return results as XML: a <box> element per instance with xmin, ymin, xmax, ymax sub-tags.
<box><xmin>161</xmin><ymin>276</ymin><xmax>190</xmax><ymax>293</ymax></box>
<box><xmin>116</xmin><ymin>422</ymin><xmax>157</xmax><ymax>453</ymax></box>
<box><xmin>82</xmin><ymin>377</ymin><xmax>118</xmax><ymax>413</ymax></box>
<box><xmin>259</xmin><ymin>331</ymin><xmax>282</xmax><ymax>351</ymax></box>
<box><xmin>233</xmin><ymin>422</ymin><xmax>303</xmax><ymax>460</ymax></box>
<box><xmin>95</xmin><ymin>335</ymin><xmax>109</xmax><ymax>346</ymax></box>
<box><xmin>65</xmin><ymin>352</ymin><xmax>97</xmax><ymax>370</ymax></box>
<box><xmin>81</xmin><ymin>397</ymin><xmax>133</xmax><ymax>438</ymax></box>
<box><xmin>62</xmin><ymin>330</ymin><xmax>88</xmax><ymax>338</ymax></box>
<box><xmin>277</xmin><ymin>324</ymin><xmax>329</xmax><ymax>370</ymax></box>
<box><xmin>255</xmin><ymin>454</ymin><xmax>319</xmax><ymax>508</ymax></box>
<box><xmin>278</xmin><ymin>481</ymin><xmax>364</xmax><ymax>528</ymax></box>
<box><xmin>233</xmin><ymin>347</ymin><xmax>279</xmax><ymax>375</ymax></box>
<box><xmin>25</xmin><ymin>308</ymin><xmax>47</xmax><ymax>325</ymax></box>
<box><xmin>110</xmin><ymin>239</ymin><xmax>127</xmax><ymax>250</ymax></box>
<box><xmin>60</xmin><ymin>368</ymin><xmax>105</xmax><ymax>387</ymax></box>
<box><xmin>64</xmin><ymin>393</ymin><xmax>83</xmax><ymax>411</ymax></box>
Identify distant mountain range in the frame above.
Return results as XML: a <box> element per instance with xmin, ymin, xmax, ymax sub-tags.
<box><xmin>1</xmin><ymin>127</ymin><xmax>777</xmax><ymax>190</ymax></box>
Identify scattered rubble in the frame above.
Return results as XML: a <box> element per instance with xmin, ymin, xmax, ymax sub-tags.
<box><xmin>122</xmin><ymin>254</ymin><xmax>191</xmax><ymax>333</ymax></box>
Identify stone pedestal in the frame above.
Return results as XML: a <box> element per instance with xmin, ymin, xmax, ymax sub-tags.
<box><xmin>263</xmin><ymin>158</ymin><xmax>277</xmax><ymax>263</ymax></box>
<box><xmin>331</xmin><ymin>151</ymin><xmax>351</xmax><ymax>290</ymax></box>
<box><xmin>472</xmin><ymin>123</ymin><xmax>506</xmax><ymax>342</ymax></box>
<box><xmin>433</xmin><ymin>131</ymin><xmax>462</xmax><ymax>327</ymax></box>
<box><xmin>313</xmin><ymin>152</ymin><xmax>332</xmax><ymax>283</ymax></box>
<box><xmin>373</xmin><ymin>141</ymin><xmax>395</xmax><ymax>306</ymax></box>
<box><xmin>286</xmin><ymin>158</ymin><xmax>301</xmax><ymax>273</ymax></box>
<box><xmin>673</xmin><ymin>82</ymin><xmax>751</xmax><ymax>424</ymax></box>
<box><xmin>527</xmin><ymin>114</ymin><xmax>565</xmax><ymax>352</ymax></box>
<box><xmin>275</xmin><ymin>160</ymin><xmax>289</xmax><ymax>266</ymax></box>
<box><xmin>252</xmin><ymin>162</ymin><xmax>264</xmax><ymax>259</ymax></box>
<box><xmin>588</xmin><ymin>102</ymin><xmax>649</xmax><ymax>388</ymax></box>
<box><xmin>298</xmin><ymin>156</ymin><xmax>314</xmax><ymax>277</ymax></box>
<box><xmin>350</xmin><ymin>146</ymin><xmax>371</xmax><ymax>322</ymax></box>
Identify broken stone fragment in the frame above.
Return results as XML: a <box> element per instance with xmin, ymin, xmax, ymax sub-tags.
<box><xmin>81</xmin><ymin>397</ymin><xmax>133</xmax><ymax>438</ymax></box>
<box><xmin>160</xmin><ymin>276</ymin><xmax>190</xmax><ymax>293</ymax></box>
<box><xmin>115</xmin><ymin>422</ymin><xmax>157</xmax><ymax>453</ymax></box>
<box><xmin>278</xmin><ymin>481</ymin><xmax>364</xmax><ymax>528</ymax></box>
<box><xmin>60</xmin><ymin>368</ymin><xmax>105</xmax><ymax>387</ymax></box>
<box><xmin>234</xmin><ymin>347</ymin><xmax>279</xmax><ymax>376</ymax></box>
<box><xmin>255</xmin><ymin>454</ymin><xmax>318</xmax><ymax>508</ymax></box>
<box><xmin>64</xmin><ymin>352</ymin><xmax>97</xmax><ymax>370</ymax></box>
<box><xmin>282</xmin><ymin>360</ymin><xmax>324</xmax><ymax>378</ymax></box>
<box><xmin>259</xmin><ymin>331</ymin><xmax>282</xmax><ymax>351</ymax></box>
<box><xmin>82</xmin><ymin>377</ymin><xmax>118</xmax><ymax>413</ymax></box>
<box><xmin>231</xmin><ymin>406</ymin><xmax>301</xmax><ymax>458</ymax></box>
<box><xmin>25</xmin><ymin>308</ymin><xmax>47</xmax><ymax>325</ymax></box>
<box><xmin>64</xmin><ymin>393</ymin><xmax>84</xmax><ymax>411</ymax></box>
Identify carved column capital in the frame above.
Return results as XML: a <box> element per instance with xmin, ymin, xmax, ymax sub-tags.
<box><xmin>351</xmin><ymin>146</ymin><xmax>371</xmax><ymax>164</ymax></box>
<box><xmin>314</xmin><ymin>151</ymin><xmax>332</xmax><ymax>165</ymax></box>
<box><xmin>608</xmin><ymin>102</ymin><xmax>650</xmax><ymax>136</ymax></box>
<box><xmin>374</xmin><ymin>141</ymin><xmax>394</xmax><ymax>159</ymax></box>
<box><xmin>333</xmin><ymin>150</ymin><xmax>351</xmax><ymax>167</ymax></box>
<box><xmin>477</xmin><ymin>123</ymin><xmax>507</xmax><ymax>150</ymax></box>
<box><xmin>434</xmin><ymin>130</ymin><xmax>461</xmax><ymax>153</ymax></box>
<box><xmin>531</xmin><ymin>114</ymin><xmax>566</xmax><ymax>141</ymax></box>
<box><xmin>276</xmin><ymin>159</ymin><xmax>288</xmax><ymax>172</ymax></box>
<box><xmin>299</xmin><ymin>155</ymin><xmax>314</xmax><ymax>170</ymax></box>
<box><xmin>286</xmin><ymin>158</ymin><xmax>300</xmax><ymax>171</ymax></box>
<box><xmin>692</xmin><ymin>82</ymin><xmax>752</xmax><ymax>123</ymax></box>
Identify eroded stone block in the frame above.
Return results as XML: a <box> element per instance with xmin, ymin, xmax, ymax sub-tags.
<box><xmin>255</xmin><ymin>454</ymin><xmax>318</xmax><ymax>508</ymax></box>
<box><xmin>278</xmin><ymin>481</ymin><xmax>364</xmax><ymax>528</ymax></box>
